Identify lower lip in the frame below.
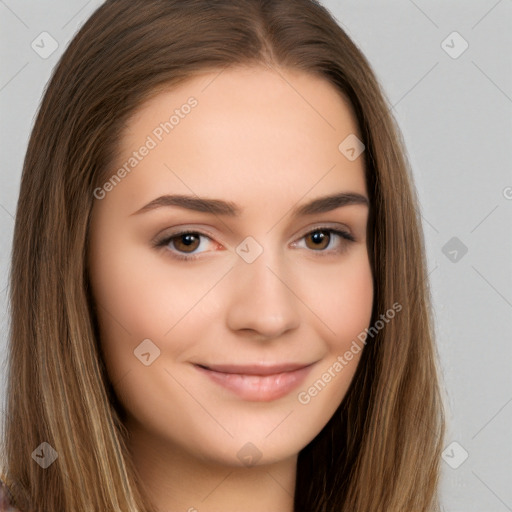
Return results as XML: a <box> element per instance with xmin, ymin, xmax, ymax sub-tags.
<box><xmin>194</xmin><ymin>364</ymin><xmax>314</xmax><ymax>402</ymax></box>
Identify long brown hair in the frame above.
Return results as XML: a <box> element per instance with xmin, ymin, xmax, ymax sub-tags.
<box><xmin>1</xmin><ymin>0</ymin><xmax>445</xmax><ymax>510</ymax></box>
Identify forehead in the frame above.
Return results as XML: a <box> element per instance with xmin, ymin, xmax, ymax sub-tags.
<box><xmin>107</xmin><ymin>65</ymin><xmax>367</xmax><ymax>212</ymax></box>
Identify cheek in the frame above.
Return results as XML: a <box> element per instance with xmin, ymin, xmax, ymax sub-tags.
<box><xmin>88</xmin><ymin>231</ymin><xmax>166</xmax><ymax>379</ymax></box>
<box><xmin>294</xmin><ymin>251</ymin><xmax>373</xmax><ymax>407</ymax></box>
<box><xmin>88</xmin><ymin>236</ymin><xmax>228</xmax><ymax>378</ymax></box>
<box><xmin>327</xmin><ymin>263</ymin><xmax>374</xmax><ymax>347</ymax></box>
<box><xmin>300</xmin><ymin>250</ymin><xmax>374</xmax><ymax>346</ymax></box>
<box><xmin>90</xmin><ymin>245</ymin><xmax>193</xmax><ymax>333</ymax></box>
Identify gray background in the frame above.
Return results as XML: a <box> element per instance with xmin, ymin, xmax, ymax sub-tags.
<box><xmin>0</xmin><ymin>1</ymin><xmax>511</xmax><ymax>510</ymax></box>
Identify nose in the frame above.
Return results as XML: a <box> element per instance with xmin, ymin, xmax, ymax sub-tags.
<box><xmin>225</xmin><ymin>248</ymin><xmax>301</xmax><ymax>340</ymax></box>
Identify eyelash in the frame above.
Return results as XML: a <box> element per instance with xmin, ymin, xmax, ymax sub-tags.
<box><xmin>154</xmin><ymin>226</ymin><xmax>356</xmax><ymax>262</ymax></box>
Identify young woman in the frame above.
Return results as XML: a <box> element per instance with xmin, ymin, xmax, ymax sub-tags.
<box><xmin>1</xmin><ymin>0</ymin><xmax>445</xmax><ymax>510</ymax></box>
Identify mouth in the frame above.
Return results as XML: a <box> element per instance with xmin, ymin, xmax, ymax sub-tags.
<box><xmin>192</xmin><ymin>362</ymin><xmax>316</xmax><ymax>402</ymax></box>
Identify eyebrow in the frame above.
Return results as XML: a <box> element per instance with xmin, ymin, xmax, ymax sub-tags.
<box><xmin>130</xmin><ymin>191</ymin><xmax>369</xmax><ymax>217</ymax></box>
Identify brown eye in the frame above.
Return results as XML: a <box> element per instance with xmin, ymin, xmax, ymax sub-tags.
<box><xmin>155</xmin><ymin>229</ymin><xmax>219</xmax><ymax>261</ymax></box>
<box><xmin>171</xmin><ymin>233</ymin><xmax>201</xmax><ymax>253</ymax></box>
<box><xmin>304</xmin><ymin>230</ymin><xmax>331</xmax><ymax>250</ymax></box>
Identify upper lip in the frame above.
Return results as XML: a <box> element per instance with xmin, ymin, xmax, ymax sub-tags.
<box><xmin>194</xmin><ymin>362</ymin><xmax>315</xmax><ymax>376</ymax></box>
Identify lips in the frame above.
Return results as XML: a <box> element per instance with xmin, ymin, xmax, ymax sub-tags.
<box><xmin>196</xmin><ymin>362</ymin><xmax>311</xmax><ymax>376</ymax></box>
<box><xmin>193</xmin><ymin>361</ymin><xmax>315</xmax><ymax>401</ymax></box>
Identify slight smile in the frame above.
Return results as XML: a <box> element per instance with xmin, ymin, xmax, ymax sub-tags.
<box><xmin>192</xmin><ymin>362</ymin><xmax>317</xmax><ymax>402</ymax></box>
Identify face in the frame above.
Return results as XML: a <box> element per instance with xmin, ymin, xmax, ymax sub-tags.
<box><xmin>88</xmin><ymin>65</ymin><xmax>373</xmax><ymax>468</ymax></box>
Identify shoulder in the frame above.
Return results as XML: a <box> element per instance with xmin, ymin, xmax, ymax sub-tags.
<box><xmin>0</xmin><ymin>479</ymin><xmax>23</xmax><ymax>511</ymax></box>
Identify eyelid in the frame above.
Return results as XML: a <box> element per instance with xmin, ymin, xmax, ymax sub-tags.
<box><xmin>153</xmin><ymin>222</ymin><xmax>356</xmax><ymax>261</ymax></box>
<box><xmin>152</xmin><ymin>224</ymin><xmax>217</xmax><ymax>246</ymax></box>
<box><xmin>153</xmin><ymin>222</ymin><xmax>354</xmax><ymax>244</ymax></box>
<box><xmin>294</xmin><ymin>222</ymin><xmax>354</xmax><ymax>241</ymax></box>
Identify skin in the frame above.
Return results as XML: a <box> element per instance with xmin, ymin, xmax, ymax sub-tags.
<box><xmin>88</xmin><ymin>64</ymin><xmax>373</xmax><ymax>512</ymax></box>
